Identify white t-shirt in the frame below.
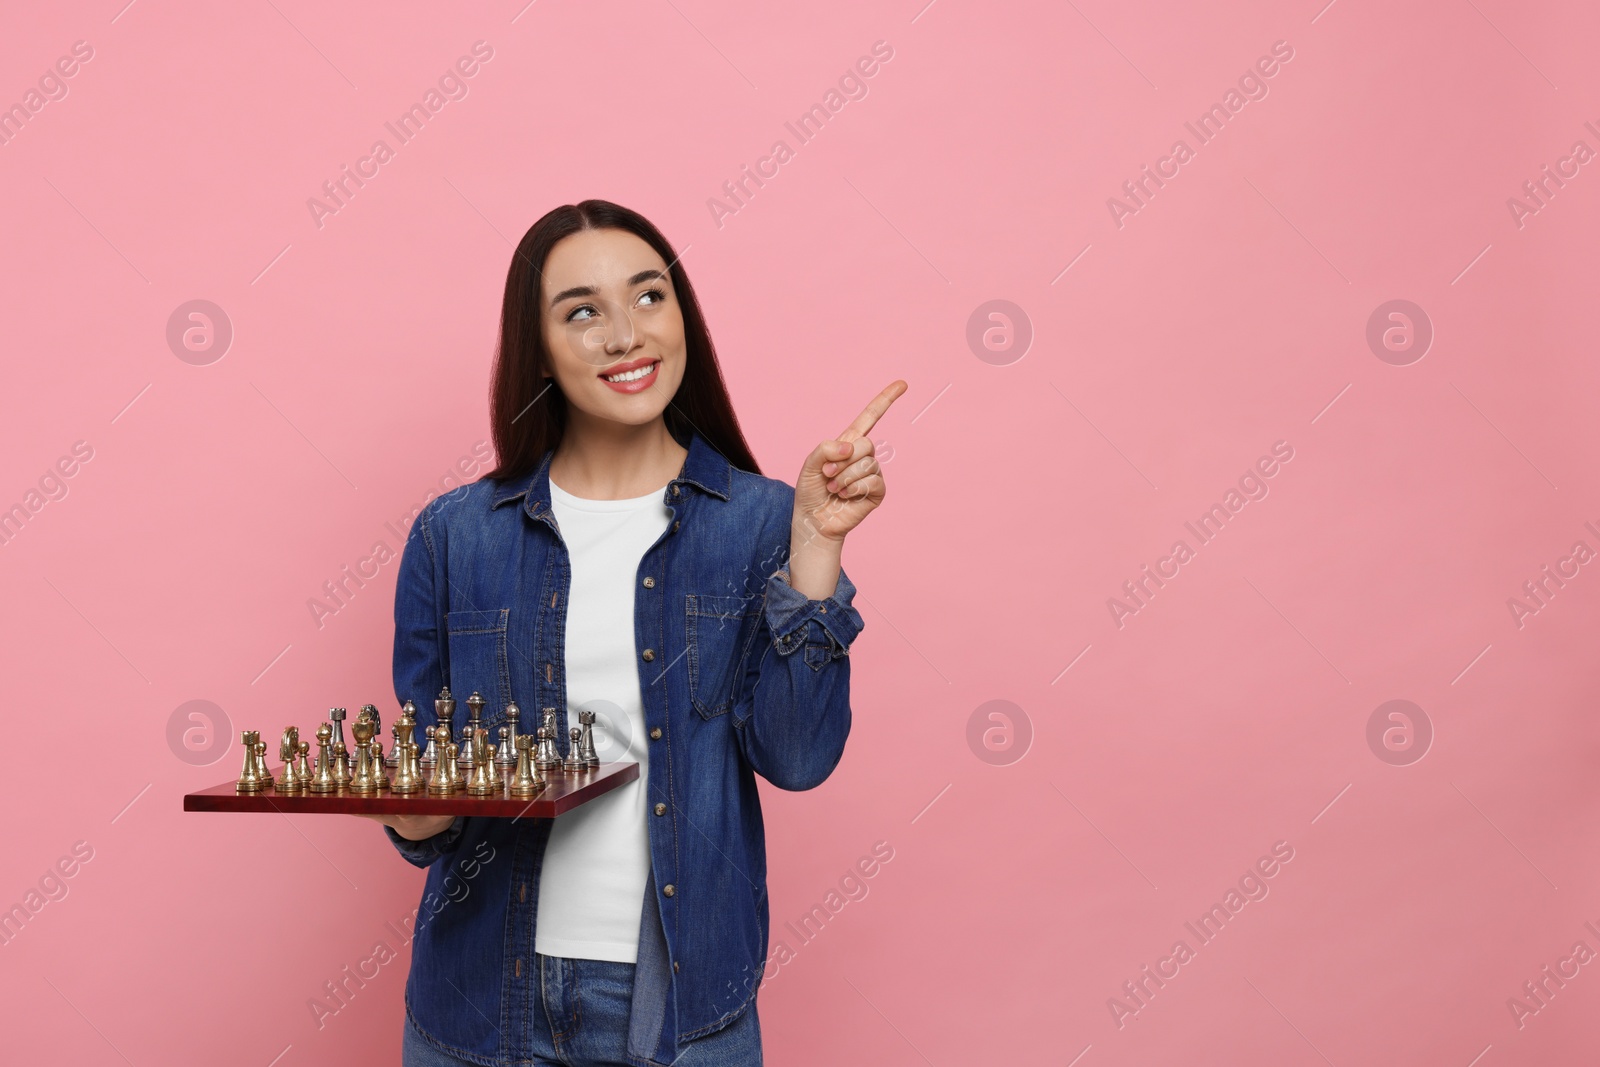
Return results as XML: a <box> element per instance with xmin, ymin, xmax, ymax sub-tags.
<box><xmin>534</xmin><ymin>478</ymin><xmax>671</xmax><ymax>963</ymax></box>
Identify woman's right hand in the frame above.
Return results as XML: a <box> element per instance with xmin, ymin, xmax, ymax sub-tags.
<box><xmin>354</xmin><ymin>812</ymin><xmax>456</xmax><ymax>840</ymax></box>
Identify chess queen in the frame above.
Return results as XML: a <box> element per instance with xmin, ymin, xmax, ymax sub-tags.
<box><xmin>359</xmin><ymin>201</ymin><xmax>901</xmax><ymax>1067</ymax></box>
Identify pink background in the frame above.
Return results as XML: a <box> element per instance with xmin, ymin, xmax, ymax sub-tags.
<box><xmin>3</xmin><ymin>0</ymin><xmax>1599</xmax><ymax>1063</ymax></box>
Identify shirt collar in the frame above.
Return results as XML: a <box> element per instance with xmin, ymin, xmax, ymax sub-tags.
<box><xmin>489</xmin><ymin>431</ymin><xmax>733</xmax><ymax>516</ymax></box>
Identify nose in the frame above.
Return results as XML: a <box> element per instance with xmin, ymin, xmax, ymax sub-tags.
<box><xmin>599</xmin><ymin>299</ymin><xmax>637</xmax><ymax>355</ymax></box>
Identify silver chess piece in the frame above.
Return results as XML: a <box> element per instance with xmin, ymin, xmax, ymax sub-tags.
<box><xmin>534</xmin><ymin>724</ymin><xmax>560</xmax><ymax>774</ymax></box>
<box><xmin>458</xmin><ymin>691</ymin><xmax>487</xmax><ymax>769</ymax></box>
<box><xmin>577</xmin><ymin>709</ymin><xmax>599</xmax><ymax>769</ymax></box>
<box><xmin>424</xmin><ymin>688</ymin><xmax>456</xmax><ymax>764</ymax></box>
<box><xmin>564</xmin><ymin>727</ymin><xmax>585</xmax><ymax>773</ymax></box>
<box><xmin>496</xmin><ymin>703</ymin><xmax>521</xmax><ymax>769</ymax></box>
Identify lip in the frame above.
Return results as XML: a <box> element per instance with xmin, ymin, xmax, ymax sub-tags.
<box><xmin>598</xmin><ymin>357</ymin><xmax>660</xmax><ymax>394</ymax></box>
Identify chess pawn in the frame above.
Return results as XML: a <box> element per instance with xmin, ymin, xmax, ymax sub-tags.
<box><xmin>459</xmin><ymin>691</ymin><xmax>487</xmax><ymax>770</ymax></box>
<box><xmin>509</xmin><ymin>734</ymin><xmax>544</xmax><ymax>798</ymax></box>
<box><xmin>332</xmin><ymin>741</ymin><xmax>352</xmax><ymax>789</ymax></box>
<box><xmin>309</xmin><ymin>724</ymin><xmax>338</xmax><ymax>793</ymax></box>
<box><xmin>328</xmin><ymin>707</ymin><xmax>349</xmax><ymax>776</ymax></box>
<box><xmin>426</xmin><ymin>725</ymin><xmax>458</xmax><ymax>795</ymax></box>
<box><xmin>497</xmin><ymin>705</ymin><xmax>520</xmax><ymax>769</ymax></box>
<box><xmin>467</xmin><ymin>729</ymin><xmax>496</xmax><ymax>796</ymax></box>
<box><xmin>577</xmin><ymin>709</ymin><xmax>599</xmax><ymax>769</ymax></box>
<box><xmin>488</xmin><ymin>743</ymin><xmax>504</xmax><ymax>791</ymax></box>
<box><xmin>392</xmin><ymin>738</ymin><xmax>423</xmax><ymax>795</ymax></box>
<box><xmin>277</xmin><ymin>727</ymin><xmax>303</xmax><ymax>794</ymax></box>
<box><xmin>564</xmin><ymin>727</ymin><xmax>585</xmax><ymax>773</ymax></box>
<box><xmin>236</xmin><ymin>730</ymin><xmax>270</xmax><ymax>792</ymax></box>
<box><xmin>534</xmin><ymin>724</ymin><xmax>560</xmax><ymax>773</ymax></box>
<box><xmin>371</xmin><ymin>739</ymin><xmax>390</xmax><ymax>791</ymax></box>
<box><xmin>294</xmin><ymin>740</ymin><xmax>312</xmax><ymax>787</ymax></box>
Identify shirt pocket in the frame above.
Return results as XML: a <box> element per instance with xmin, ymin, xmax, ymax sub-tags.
<box><xmin>444</xmin><ymin>608</ymin><xmax>513</xmax><ymax>728</ymax></box>
<box><xmin>686</xmin><ymin>594</ymin><xmax>761</xmax><ymax>720</ymax></box>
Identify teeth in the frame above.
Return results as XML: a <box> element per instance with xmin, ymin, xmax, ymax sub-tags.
<box><xmin>604</xmin><ymin>363</ymin><xmax>655</xmax><ymax>383</ymax></box>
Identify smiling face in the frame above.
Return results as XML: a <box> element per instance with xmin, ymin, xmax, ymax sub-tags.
<box><xmin>540</xmin><ymin>227</ymin><xmax>687</xmax><ymax>429</ymax></box>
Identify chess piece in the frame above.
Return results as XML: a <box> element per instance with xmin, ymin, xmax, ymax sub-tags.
<box><xmin>391</xmin><ymin>711</ymin><xmax>424</xmax><ymax>795</ymax></box>
<box><xmin>309</xmin><ymin>724</ymin><xmax>338</xmax><ymax>793</ymax></box>
<box><xmin>509</xmin><ymin>734</ymin><xmax>544</xmax><ymax>798</ymax></box>
<box><xmin>294</xmin><ymin>739</ymin><xmax>312</xmax><ymax>786</ymax></box>
<box><xmin>534</xmin><ymin>724</ymin><xmax>560</xmax><ymax>774</ymax></box>
<box><xmin>467</xmin><ymin>728</ymin><xmax>496</xmax><ymax>796</ymax></box>
<box><xmin>426</xmin><ymin>725</ymin><xmax>459</xmax><ymax>795</ymax></box>
<box><xmin>389</xmin><ymin>701</ymin><xmax>415</xmax><ymax>767</ymax></box>
<box><xmin>497</xmin><ymin>702</ymin><xmax>521</xmax><ymax>769</ymax></box>
<box><xmin>332</xmin><ymin>741</ymin><xmax>352</xmax><ymax>788</ymax></box>
<box><xmin>424</xmin><ymin>689</ymin><xmax>456</xmax><ymax>765</ymax></box>
<box><xmin>488</xmin><ymin>743</ymin><xmax>504</xmax><ymax>791</ymax></box>
<box><xmin>565</xmin><ymin>727</ymin><xmax>585</xmax><ymax>773</ymax></box>
<box><xmin>370</xmin><ymin>738</ymin><xmax>390</xmax><ymax>791</ymax></box>
<box><xmin>577</xmin><ymin>709</ymin><xmax>599</xmax><ymax>769</ymax></box>
<box><xmin>328</xmin><ymin>707</ymin><xmax>349</xmax><ymax>776</ymax></box>
<box><xmin>459</xmin><ymin>692</ymin><xmax>487</xmax><ymax>770</ymax></box>
<box><xmin>277</xmin><ymin>727</ymin><xmax>303</xmax><ymax>794</ymax></box>
<box><xmin>349</xmin><ymin>712</ymin><xmax>379</xmax><ymax>795</ymax></box>
<box><xmin>236</xmin><ymin>730</ymin><xmax>272</xmax><ymax>792</ymax></box>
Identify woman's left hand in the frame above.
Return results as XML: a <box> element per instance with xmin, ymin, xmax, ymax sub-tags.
<box><xmin>792</xmin><ymin>380</ymin><xmax>907</xmax><ymax>545</ymax></box>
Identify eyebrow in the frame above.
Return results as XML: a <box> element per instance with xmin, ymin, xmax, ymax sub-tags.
<box><xmin>548</xmin><ymin>269</ymin><xmax>668</xmax><ymax>308</ymax></box>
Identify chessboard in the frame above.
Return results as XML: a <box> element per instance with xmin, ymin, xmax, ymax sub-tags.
<box><xmin>183</xmin><ymin>760</ymin><xmax>638</xmax><ymax>818</ymax></box>
<box><xmin>183</xmin><ymin>691</ymin><xmax>639</xmax><ymax>820</ymax></box>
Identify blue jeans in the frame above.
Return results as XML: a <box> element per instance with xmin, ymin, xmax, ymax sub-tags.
<box><xmin>401</xmin><ymin>954</ymin><xmax>762</xmax><ymax>1067</ymax></box>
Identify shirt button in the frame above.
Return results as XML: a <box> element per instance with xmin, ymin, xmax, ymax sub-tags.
<box><xmin>654</xmin><ymin>802</ymin><xmax>666</xmax><ymax>816</ymax></box>
<box><xmin>642</xmin><ymin>577</ymin><xmax>655</xmax><ymax>589</ymax></box>
<box><xmin>663</xmin><ymin>884</ymin><xmax>676</xmax><ymax>897</ymax></box>
<box><xmin>650</xmin><ymin>727</ymin><xmax>662</xmax><ymax>740</ymax></box>
<box><xmin>673</xmin><ymin>960</ymin><xmax>680</xmax><ymax>973</ymax></box>
<box><xmin>671</xmin><ymin>485</ymin><xmax>680</xmax><ymax>496</ymax></box>
<box><xmin>672</xmin><ymin>521</ymin><xmax>680</xmax><ymax>533</ymax></box>
<box><xmin>642</xmin><ymin>648</ymin><xmax>655</xmax><ymax>661</ymax></box>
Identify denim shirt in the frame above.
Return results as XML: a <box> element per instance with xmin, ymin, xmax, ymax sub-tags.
<box><xmin>384</xmin><ymin>431</ymin><xmax>863</xmax><ymax>1066</ymax></box>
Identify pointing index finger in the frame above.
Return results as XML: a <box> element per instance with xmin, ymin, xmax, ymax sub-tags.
<box><xmin>840</xmin><ymin>380</ymin><xmax>908</xmax><ymax>441</ymax></box>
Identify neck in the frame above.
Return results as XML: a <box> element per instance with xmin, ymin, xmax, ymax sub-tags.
<box><xmin>549</xmin><ymin>411</ymin><xmax>688</xmax><ymax>499</ymax></box>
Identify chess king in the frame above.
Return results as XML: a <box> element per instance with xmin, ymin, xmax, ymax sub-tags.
<box><xmin>356</xmin><ymin>200</ymin><xmax>901</xmax><ymax>1067</ymax></box>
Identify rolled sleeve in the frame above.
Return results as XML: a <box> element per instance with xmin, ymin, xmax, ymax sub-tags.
<box><xmin>764</xmin><ymin>567</ymin><xmax>865</xmax><ymax>659</ymax></box>
<box><xmin>383</xmin><ymin>816</ymin><xmax>466</xmax><ymax>869</ymax></box>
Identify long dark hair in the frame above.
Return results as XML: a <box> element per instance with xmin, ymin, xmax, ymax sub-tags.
<box><xmin>482</xmin><ymin>199</ymin><xmax>760</xmax><ymax>481</ymax></box>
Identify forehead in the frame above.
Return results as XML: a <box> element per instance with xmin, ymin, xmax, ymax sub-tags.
<box><xmin>542</xmin><ymin>228</ymin><xmax>666</xmax><ymax>297</ymax></box>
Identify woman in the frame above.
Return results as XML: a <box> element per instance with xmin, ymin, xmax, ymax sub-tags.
<box><xmin>364</xmin><ymin>199</ymin><xmax>903</xmax><ymax>1067</ymax></box>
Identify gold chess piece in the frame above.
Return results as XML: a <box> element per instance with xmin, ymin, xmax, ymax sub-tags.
<box><xmin>370</xmin><ymin>738</ymin><xmax>390</xmax><ymax>791</ymax></box>
<box><xmin>309</xmin><ymin>724</ymin><xmax>338</xmax><ymax>793</ymax></box>
<box><xmin>509</xmin><ymin>734</ymin><xmax>545</xmax><ymax>798</ymax></box>
<box><xmin>391</xmin><ymin>706</ymin><xmax>424</xmax><ymax>795</ymax></box>
<box><xmin>276</xmin><ymin>727</ymin><xmax>302</xmax><ymax>794</ymax></box>
<box><xmin>564</xmin><ymin>727</ymin><xmax>585</xmax><ymax>774</ymax></box>
<box><xmin>349</xmin><ymin>712</ymin><xmax>379</xmax><ymax>795</ymax></box>
<box><xmin>488</xmin><ymin>742</ymin><xmax>504</xmax><ymax>791</ymax></box>
<box><xmin>294</xmin><ymin>739</ymin><xmax>312</xmax><ymax>786</ymax></box>
<box><xmin>236</xmin><ymin>730</ymin><xmax>273</xmax><ymax>793</ymax></box>
<box><xmin>426</xmin><ymin>725</ymin><xmax>459</xmax><ymax>795</ymax></box>
<box><xmin>466</xmin><ymin>728</ymin><xmax>496</xmax><ymax>796</ymax></box>
<box><xmin>331</xmin><ymin>740</ymin><xmax>352</xmax><ymax>789</ymax></box>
